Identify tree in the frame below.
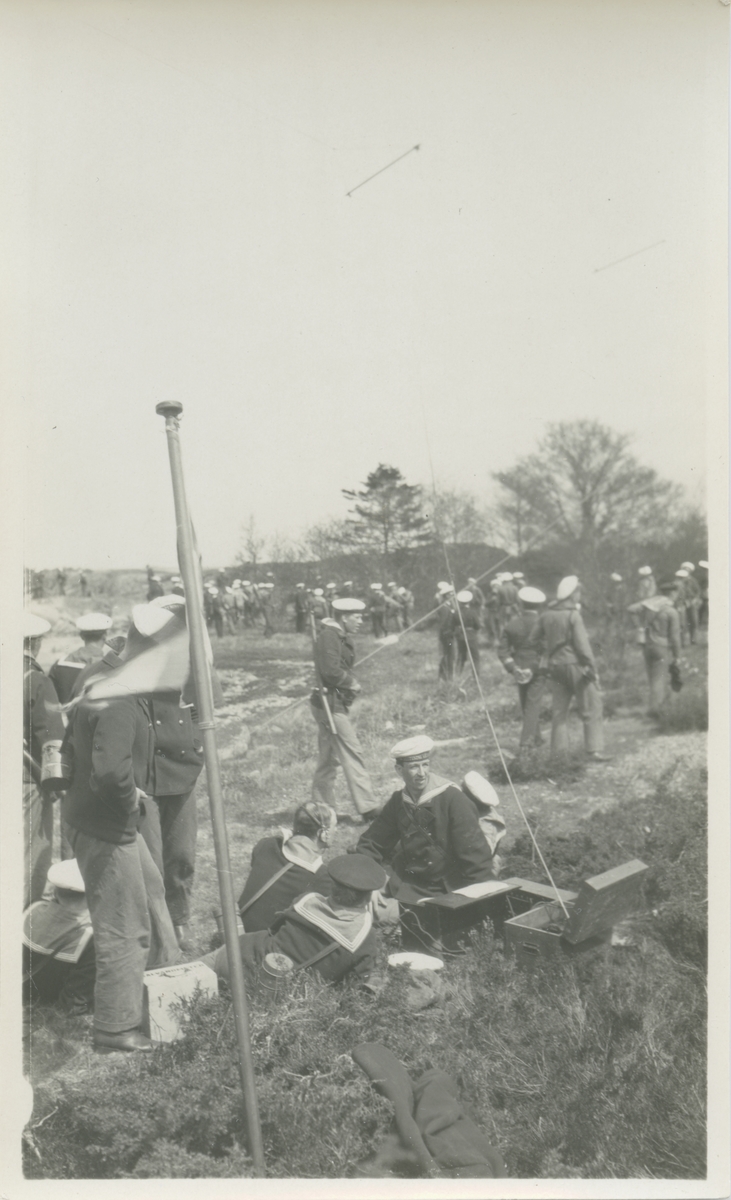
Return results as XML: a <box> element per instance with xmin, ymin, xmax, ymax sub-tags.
<box><xmin>492</xmin><ymin>420</ymin><xmax>685</xmax><ymax>599</ymax></box>
<box><xmin>237</xmin><ymin>514</ymin><xmax>266</xmax><ymax>571</ymax></box>
<box><xmin>342</xmin><ymin>465</ymin><xmax>430</xmax><ymax>556</ymax></box>
<box><xmin>300</xmin><ymin>518</ymin><xmax>352</xmax><ymax>562</ymax></box>
<box><xmin>424</xmin><ymin>486</ymin><xmax>488</xmax><ymax>544</ymax></box>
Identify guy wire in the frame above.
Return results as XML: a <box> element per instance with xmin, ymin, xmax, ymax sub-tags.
<box><xmin>419</xmin><ymin>403</ymin><xmax>570</xmax><ymax>920</ymax></box>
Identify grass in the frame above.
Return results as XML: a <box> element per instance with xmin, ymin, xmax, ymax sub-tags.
<box><xmin>24</xmin><ymin>620</ymin><xmax>708</xmax><ymax>1180</ymax></box>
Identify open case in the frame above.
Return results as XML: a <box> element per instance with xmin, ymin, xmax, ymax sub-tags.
<box><xmin>503</xmin><ymin>859</ymin><xmax>648</xmax><ymax>969</ymax></box>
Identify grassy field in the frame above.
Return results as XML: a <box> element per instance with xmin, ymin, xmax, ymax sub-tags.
<box><xmin>24</xmin><ymin>604</ymin><xmax>708</xmax><ymax>1180</ymax></box>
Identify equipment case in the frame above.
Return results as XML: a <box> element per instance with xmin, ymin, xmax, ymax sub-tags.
<box><xmin>504</xmin><ymin>859</ymin><xmax>648</xmax><ymax>969</ymax></box>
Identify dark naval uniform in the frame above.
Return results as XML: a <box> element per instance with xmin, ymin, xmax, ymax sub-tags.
<box><xmin>142</xmin><ymin>696</ymin><xmax>205</xmax><ymax>927</ymax></box>
<box><xmin>356</xmin><ymin>774</ymin><xmax>494</xmax><ymax>901</ymax></box>
<box><xmin>237</xmin><ymin>834</ymin><xmax>331</xmax><ymax>932</ymax></box>
<box><xmin>310</xmin><ymin>619</ymin><xmax>375</xmax><ymax>816</ymax></box>
<box><xmin>50</xmin><ymin>642</ymin><xmax>105</xmax><ymax>705</ymax></box>
<box><xmin>212</xmin><ymin>891</ymin><xmax>378</xmax><ymax>985</ymax></box>
<box><xmin>24</xmin><ymin>654</ymin><xmax>66</xmax><ymax>908</ymax></box>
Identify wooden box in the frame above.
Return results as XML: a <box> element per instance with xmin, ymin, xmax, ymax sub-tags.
<box><xmin>504</xmin><ymin>859</ymin><xmax>648</xmax><ymax>969</ymax></box>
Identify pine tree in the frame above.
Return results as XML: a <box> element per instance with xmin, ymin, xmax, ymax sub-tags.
<box><xmin>342</xmin><ymin>465</ymin><xmax>430</xmax><ymax>556</ymax></box>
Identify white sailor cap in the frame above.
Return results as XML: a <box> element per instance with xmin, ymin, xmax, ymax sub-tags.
<box><xmin>47</xmin><ymin>858</ymin><xmax>85</xmax><ymax>892</ymax></box>
<box><xmin>501</xmin><ymin>573</ymin><xmax>514</xmax><ymax>581</ymax></box>
<box><xmin>313</xmin><ymin>588</ymin><xmax>324</xmax><ymax>596</ymax></box>
<box><xmin>513</xmin><ymin>571</ymin><xmax>525</xmax><ymax>578</ymax></box>
<box><xmin>150</xmin><ymin>594</ymin><xmax>186</xmax><ymax>610</ymax></box>
<box><xmin>326</xmin><ymin>582</ymin><xmax>337</xmax><ymax>589</ymax></box>
<box><xmin>242</xmin><ymin>580</ymin><xmax>251</xmax><ymax>586</ymax></box>
<box><xmin>131</xmin><ymin>603</ymin><xmax>176</xmax><ymax>638</ymax></box>
<box><xmin>296</xmin><ymin>582</ymin><xmax>305</xmax><ymax>588</ymax></box>
<box><xmin>698</xmin><ymin>560</ymin><xmax>709</xmax><ymax>569</ymax></box>
<box><xmin>436</xmin><ymin>581</ymin><xmax>452</xmax><ymax>593</ymax></box>
<box><xmin>233</xmin><ymin>579</ymin><xmax>242</xmax><ymax>586</ymax></box>
<box><xmin>518</xmin><ymin>586</ymin><xmax>545</xmax><ymax>605</ymax></box>
<box><xmin>456</xmin><ymin>590</ymin><xmax>473</xmax><ymax>603</ymax></box>
<box><xmin>675</xmin><ymin>569</ymin><xmax>688</xmax><ymax>578</ymax></box>
<box><xmin>332</xmin><ymin>598</ymin><xmax>365</xmax><ymax>613</ymax></box>
<box><xmin>680</xmin><ymin>562</ymin><xmax>695</xmax><ymax>571</ymax></box>
<box><xmin>638</xmin><ymin>566</ymin><xmax>652</xmax><ymax>576</ymax></box>
<box><xmin>75</xmin><ymin>612</ymin><xmax>113</xmax><ymax>633</ymax></box>
<box><xmin>344</xmin><ymin>581</ymin><xmax>353</xmax><ymax>587</ymax></box>
<box><xmin>24</xmin><ymin>612</ymin><xmax>51</xmax><ymax>638</ymax></box>
<box><xmin>371</xmin><ymin>582</ymin><xmax>383</xmax><ymax>590</ymax></box>
<box><xmin>391</xmin><ymin>735</ymin><xmax>434</xmax><ymax>762</ymax></box>
<box><xmin>610</xmin><ymin>573</ymin><xmax>623</xmax><ymax>582</ymax></box>
<box><xmin>387</xmin><ymin>581</ymin><xmax>397</xmax><ymax>588</ymax></box>
<box><xmin>556</xmin><ymin>575</ymin><xmax>579</xmax><ymax>600</ymax></box>
<box><xmin>461</xmin><ymin>771</ymin><xmax>500</xmax><ymax>809</ymax></box>
<box><xmin>398</xmin><ymin>587</ymin><xmax>407</xmax><ymax>595</ymax></box>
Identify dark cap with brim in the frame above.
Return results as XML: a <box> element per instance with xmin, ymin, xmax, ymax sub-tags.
<box><xmin>328</xmin><ymin>854</ymin><xmax>387</xmax><ymax>892</ymax></box>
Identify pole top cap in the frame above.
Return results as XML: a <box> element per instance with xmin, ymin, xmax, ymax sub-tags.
<box><xmin>156</xmin><ymin>400</ymin><xmax>183</xmax><ymax>418</ymax></box>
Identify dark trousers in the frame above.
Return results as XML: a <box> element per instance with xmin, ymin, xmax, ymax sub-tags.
<box><xmin>456</xmin><ymin>633</ymin><xmax>480</xmax><ymax>676</ymax></box>
<box><xmin>371</xmin><ymin>612</ymin><xmax>385</xmax><ymax>638</ymax></box>
<box><xmin>296</xmin><ymin>610</ymin><xmax>307</xmax><ymax>633</ymax></box>
<box><xmin>139</xmin><ymin>789</ymin><xmax>198</xmax><ymax>925</ymax></box>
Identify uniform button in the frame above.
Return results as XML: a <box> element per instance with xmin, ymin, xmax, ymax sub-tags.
<box><xmin>156</xmin><ymin>720</ymin><xmax>161</xmax><ymax>725</ymax></box>
<box><xmin>178</xmin><ymin>719</ymin><xmax>184</xmax><ymax>724</ymax></box>
<box><xmin>180</xmin><ymin>751</ymin><xmax>185</xmax><ymax>756</ymax></box>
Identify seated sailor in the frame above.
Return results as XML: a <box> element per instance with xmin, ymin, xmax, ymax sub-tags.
<box><xmin>207</xmin><ymin>854</ymin><xmax>387</xmax><ymax>987</ymax></box>
<box><xmin>23</xmin><ymin>858</ymin><xmax>96</xmax><ymax>1015</ymax></box>
<box><xmin>355</xmin><ymin>737</ymin><xmax>495</xmax><ymax>903</ymax></box>
<box><xmin>237</xmin><ymin>801</ymin><xmax>336</xmax><ymax>932</ymax></box>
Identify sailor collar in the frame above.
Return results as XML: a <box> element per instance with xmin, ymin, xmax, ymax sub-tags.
<box><xmin>293</xmin><ymin>892</ymin><xmax>372</xmax><ymax>951</ymax></box>
<box><xmin>401</xmin><ymin>772</ymin><xmax>454</xmax><ymax>807</ymax></box>
<box><xmin>280</xmin><ymin>834</ymin><xmax>323</xmax><ymax>873</ymax></box>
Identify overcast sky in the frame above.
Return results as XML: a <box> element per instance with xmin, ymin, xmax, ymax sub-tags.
<box><xmin>5</xmin><ymin>0</ymin><xmax>727</xmax><ymax>571</ymax></box>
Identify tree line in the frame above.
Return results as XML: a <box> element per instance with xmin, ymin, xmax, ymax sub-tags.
<box><xmin>236</xmin><ymin>419</ymin><xmax>706</xmax><ymax>612</ymax></box>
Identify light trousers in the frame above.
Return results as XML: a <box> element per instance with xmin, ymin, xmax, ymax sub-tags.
<box><xmin>69</xmin><ymin>828</ymin><xmax>180</xmax><ymax>1033</ymax></box>
<box><xmin>310</xmin><ymin>703</ymin><xmax>375</xmax><ymax>816</ymax></box>
<box><xmin>23</xmin><ymin>780</ymin><xmax>53</xmax><ymax>910</ymax></box>
<box><xmin>549</xmin><ymin>664</ymin><xmax>604</xmax><ymax>756</ymax></box>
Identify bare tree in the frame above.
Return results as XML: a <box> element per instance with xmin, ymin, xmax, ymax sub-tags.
<box><xmin>237</xmin><ymin>514</ymin><xmax>267</xmax><ymax>572</ymax></box>
<box><xmin>423</xmin><ymin>486</ymin><xmax>488</xmax><ymax>544</ymax></box>
<box><xmin>300</xmin><ymin>518</ymin><xmax>351</xmax><ymax>561</ymax></box>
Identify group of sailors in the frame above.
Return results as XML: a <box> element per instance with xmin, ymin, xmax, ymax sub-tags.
<box><xmin>22</xmin><ymin>549</ymin><xmax>707</xmax><ymax>1051</ymax></box>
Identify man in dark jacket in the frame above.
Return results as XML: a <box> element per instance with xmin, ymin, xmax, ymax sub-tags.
<box><xmin>451</xmin><ymin>590</ymin><xmax>481</xmax><ymax>677</ymax></box>
<box><xmin>356</xmin><ymin>736</ymin><xmax>494</xmax><ymax>902</ymax></box>
<box><xmin>497</xmin><ymin>586</ymin><xmax>546</xmax><ymax>753</ymax></box>
<box><xmin>310</xmin><ymin>598</ymin><xmax>377</xmax><ymax>820</ymax></box>
<box><xmin>238</xmin><ymin>802</ymin><xmax>336</xmax><ymax>931</ymax></box>
<box><xmin>23</xmin><ymin>613</ymin><xmax>66</xmax><ymax>909</ymax></box>
<box><xmin>529</xmin><ymin>576</ymin><xmax>609</xmax><ymax>761</ymax></box>
<box><xmin>62</xmin><ymin>604</ymin><xmax>180</xmax><ymax>1053</ymax></box>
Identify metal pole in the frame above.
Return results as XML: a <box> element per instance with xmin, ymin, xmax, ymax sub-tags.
<box><xmin>155</xmin><ymin>401</ymin><xmax>266</xmax><ymax>1177</ymax></box>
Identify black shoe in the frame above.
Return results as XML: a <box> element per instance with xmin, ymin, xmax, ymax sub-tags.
<box><xmin>94</xmin><ymin>1029</ymin><xmax>154</xmax><ymax>1053</ymax></box>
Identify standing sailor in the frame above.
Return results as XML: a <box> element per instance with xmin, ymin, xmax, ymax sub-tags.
<box><xmin>435</xmin><ymin>582</ymin><xmax>456</xmax><ymax>681</ymax></box>
<box><xmin>497</xmin><ymin>586</ymin><xmax>547</xmax><ymax>754</ymax></box>
<box><xmin>627</xmin><ymin>579</ymin><xmax>682</xmax><ymax>714</ymax></box>
<box><xmin>309</xmin><ymin>598</ymin><xmax>377</xmax><ymax>820</ymax></box>
<box><xmin>637</xmin><ymin>566</ymin><xmax>656</xmax><ymax>601</ymax></box>
<box><xmin>529</xmin><ymin>576</ymin><xmax>610</xmax><ymax>762</ymax></box>
<box><xmin>49</xmin><ymin>612</ymin><xmax>113</xmax><ymax>704</ymax></box>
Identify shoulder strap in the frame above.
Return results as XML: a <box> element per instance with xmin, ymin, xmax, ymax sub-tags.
<box><xmin>239</xmin><ymin>863</ymin><xmax>294</xmax><ymax>916</ymax></box>
<box><xmin>293</xmin><ymin>939</ymin><xmax>341</xmax><ymax>972</ymax></box>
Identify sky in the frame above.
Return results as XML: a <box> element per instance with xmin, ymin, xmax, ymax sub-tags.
<box><xmin>4</xmin><ymin>0</ymin><xmax>727</xmax><ymax>570</ymax></box>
